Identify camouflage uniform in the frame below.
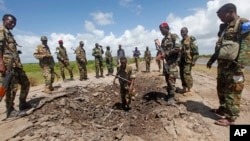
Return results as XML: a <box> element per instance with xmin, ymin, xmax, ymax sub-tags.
<box><xmin>179</xmin><ymin>35</ymin><xmax>199</xmax><ymax>91</ymax></box>
<box><xmin>160</xmin><ymin>33</ymin><xmax>181</xmax><ymax>104</ymax></box>
<box><xmin>105</xmin><ymin>47</ymin><xmax>114</xmax><ymax>75</ymax></box>
<box><xmin>116</xmin><ymin>45</ymin><xmax>125</xmax><ymax>66</ymax></box>
<box><xmin>0</xmin><ymin>24</ymin><xmax>30</xmax><ymax>114</ymax></box>
<box><xmin>55</xmin><ymin>42</ymin><xmax>73</xmax><ymax>81</ymax></box>
<box><xmin>144</xmin><ymin>47</ymin><xmax>151</xmax><ymax>72</ymax></box>
<box><xmin>215</xmin><ymin>18</ymin><xmax>248</xmax><ymax>121</ymax></box>
<box><xmin>115</xmin><ymin>61</ymin><xmax>136</xmax><ymax>109</ymax></box>
<box><xmin>92</xmin><ymin>44</ymin><xmax>104</xmax><ymax>77</ymax></box>
<box><xmin>133</xmin><ymin>47</ymin><xmax>141</xmax><ymax>71</ymax></box>
<box><xmin>34</xmin><ymin>36</ymin><xmax>55</xmax><ymax>93</ymax></box>
<box><xmin>75</xmin><ymin>41</ymin><xmax>88</xmax><ymax>80</ymax></box>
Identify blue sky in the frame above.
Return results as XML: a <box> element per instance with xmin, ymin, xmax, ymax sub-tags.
<box><xmin>0</xmin><ymin>0</ymin><xmax>249</xmax><ymax>63</ymax></box>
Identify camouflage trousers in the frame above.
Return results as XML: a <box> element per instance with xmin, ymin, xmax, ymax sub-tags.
<box><xmin>106</xmin><ymin>61</ymin><xmax>114</xmax><ymax>75</ymax></box>
<box><xmin>59</xmin><ymin>62</ymin><xmax>73</xmax><ymax>80</ymax></box>
<box><xmin>217</xmin><ymin>62</ymin><xmax>244</xmax><ymax>120</ymax></box>
<box><xmin>95</xmin><ymin>59</ymin><xmax>103</xmax><ymax>77</ymax></box>
<box><xmin>41</xmin><ymin>66</ymin><xmax>55</xmax><ymax>89</ymax></box>
<box><xmin>163</xmin><ymin>62</ymin><xmax>179</xmax><ymax>98</ymax></box>
<box><xmin>179</xmin><ymin>62</ymin><xmax>193</xmax><ymax>89</ymax></box>
<box><xmin>145</xmin><ymin>61</ymin><xmax>151</xmax><ymax>72</ymax></box>
<box><xmin>76</xmin><ymin>62</ymin><xmax>88</xmax><ymax>80</ymax></box>
<box><xmin>119</xmin><ymin>81</ymin><xmax>135</xmax><ymax>108</ymax></box>
<box><xmin>1</xmin><ymin>68</ymin><xmax>30</xmax><ymax>110</ymax></box>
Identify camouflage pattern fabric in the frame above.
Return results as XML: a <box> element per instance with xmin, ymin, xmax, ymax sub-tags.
<box><xmin>56</xmin><ymin>46</ymin><xmax>73</xmax><ymax>80</ymax></box>
<box><xmin>34</xmin><ymin>44</ymin><xmax>55</xmax><ymax>90</ymax></box>
<box><xmin>179</xmin><ymin>35</ymin><xmax>199</xmax><ymax>89</ymax></box>
<box><xmin>105</xmin><ymin>50</ymin><xmax>114</xmax><ymax>75</ymax></box>
<box><xmin>92</xmin><ymin>47</ymin><xmax>104</xmax><ymax>77</ymax></box>
<box><xmin>75</xmin><ymin>46</ymin><xmax>88</xmax><ymax>80</ymax></box>
<box><xmin>133</xmin><ymin>50</ymin><xmax>141</xmax><ymax>71</ymax></box>
<box><xmin>160</xmin><ymin>33</ymin><xmax>181</xmax><ymax>98</ymax></box>
<box><xmin>144</xmin><ymin>50</ymin><xmax>151</xmax><ymax>72</ymax></box>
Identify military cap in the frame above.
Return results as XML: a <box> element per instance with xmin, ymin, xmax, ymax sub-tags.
<box><xmin>41</xmin><ymin>36</ymin><xmax>48</xmax><ymax>41</ymax></box>
<box><xmin>159</xmin><ymin>22</ymin><xmax>169</xmax><ymax>30</ymax></box>
<box><xmin>58</xmin><ymin>40</ymin><xmax>63</xmax><ymax>43</ymax></box>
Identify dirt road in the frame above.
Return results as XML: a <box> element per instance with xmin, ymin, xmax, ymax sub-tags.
<box><xmin>0</xmin><ymin>59</ymin><xmax>249</xmax><ymax>141</ymax></box>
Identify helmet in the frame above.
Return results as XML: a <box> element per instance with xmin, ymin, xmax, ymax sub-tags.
<box><xmin>79</xmin><ymin>41</ymin><xmax>84</xmax><ymax>44</ymax></box>
<box><xmin>41</xmin><ymin>36</ymin><xmax>48</xmax><ymax>41</ymax></box>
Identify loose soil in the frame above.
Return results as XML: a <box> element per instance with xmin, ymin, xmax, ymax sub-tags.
<box><xmin>0</xmin><ymin>59</ymin><xmax>250</xmax><ymax>141</ymax></box>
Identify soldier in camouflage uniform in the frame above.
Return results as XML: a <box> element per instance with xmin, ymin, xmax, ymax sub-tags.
<box><xmin>92</xmin><ymin>43</ymin><xmax>104</xmax><ymax>78</ymax></box>
<box><xmin>133</xmin><ymin>47</ymin><xmax>141</xmax><ymax>71</ymax></box>
<box><xmin>0</xmin><ymin>14</ymin><xmax>31</xmax><ymax>117</ymax></box>
<box><xmin>144</xmin><ymin>46</ymin><xmax>151</xmax><ymax>72</ymax></box>
<box><xmin>34</xmin><ymin>36</ymin><xmax>55</xmax><ymax>94</ymax></box>
<box><xmin>105</xmin><ymin>46</ymin><xmax>114</xmax><ymax>76</ymax></box>
<box><xmin>155</xmin><ymin>22</ymin><xmax>181</xmax><ymax>105</ymax></box>
<box><xmin>179</xmin><ymin>27</ymin><xmax>199</xmax><ymax>96</ymax></box>
<box><xmin>55</xmin><ymin>40</ymin><xmax>73</xmax><ymax>82</ymax></box>
<box><xmin>75</xmin><ymin>41</ymin><xmax>88</xmax><ymax>80</ymax></box>
<box><xmin>207</xmin><ymin>3</ymin><xmax>248</xmax><ymax>126</ymax></box>
<box><xmin>113</xmin><ymin>57</ymin><xmax>136</xmax><ymax>110</ymax></box>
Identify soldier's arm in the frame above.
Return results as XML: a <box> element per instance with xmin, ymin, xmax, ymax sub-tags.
<box><xmin>33</xmin><ymin>46</ymin><xmax>45</xmax><ymax>59</ymax></box>
<box><xmin>190</xmin><ymin>36</ymin><xmax>199</xmax><ymax>64</ymax></box>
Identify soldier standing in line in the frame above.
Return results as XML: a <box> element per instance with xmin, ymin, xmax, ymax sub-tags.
<box><xmin>133</xmin><ymin>47</ymin><xmax>141</xmax><ymax>71</ymax></box>
<box><xmin>113</xmin><ymin>57</ymin><xmax>136</xmax><ymax>111</ymax></box>
<box><xmin>92</xmin><ymin>43</ymin><xmax>104</xmax><ymax>78</ymax></box>
<box><xmin>144</xmin><ymin>46</ymin><xmax>151</xmax><ymax>72</ymax></box>
<box><xmin>34</xmin><ymin>36</ymin><xmax>55</xmax><ymax>94</ymax></box>
<box><xmin>55</xmin><ymin>40</ymin><xmax>74</xmax><ymax>82</ymax></box>
<box><xmin>105</xmin><ymin>46</ymin><xmax>114</xmax><ymax>76</ymax></box>
<box><xmin>155</xmin><ymin>22</ymin><xmax>181</xmax><ymax>105</ymax></box>
<box><xmin>179</xmin><ymin>27</ymin><xmax>199</xmax><ymax>96</ymax></box>
<box><xmin>116</xmin><ymin>44</ymin><xmax>125</xmax><ymax>66</ymax></box>
<box><xmin>75</xmin><ymin>41</ymin><xmax>88</xmax><ymax>81</ymax></box>
<box><xmin>0</xmin><ymin>14</ymin><xmax>31</xmax><ymax>118</ymax></box>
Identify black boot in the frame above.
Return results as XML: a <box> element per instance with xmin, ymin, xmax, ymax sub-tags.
<box><xmin>7</xmin><ymin>107</ymin><xmax>18</xmax><ymax>118</ymax></box>
<box><xmin>19</xmin><ymin>102</ymin><xmax>32</xmax><ymax>111</ymax></box>
<box><xmin>166</xmin><ymin>94</ymin><xmax>175</xmax><ymax>106</ymax></box>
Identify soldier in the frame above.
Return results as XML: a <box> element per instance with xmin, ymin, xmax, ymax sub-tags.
<box><xmin>0</xmin><ymin>14</ymin><xmax>31</xmax><ymax>118</ymax></box>
<box><xmin>179</xmin><ymin>27</ymin><xmax>199</xmax><ymax>96</ymax></box>
<box><xmin>34</xmin><ymin>36</ymin><xmax>55</xmax><ymax>94</ymax></box>
<box><xmin>116</xmin><ymin>44</ymin><xmax>125</xmax><ymax>66</ymax></box>
<box><xmin>155</xmin><ymin>50</ymin><xmax>162</xmax><ymax>72</ymax></box>
<box><xmin>75</xmin><ymin>41</ymin><xmax>88</xmax><ymax>81</ymax></box>
<box><xmin>113</xmin><ymin>57</ymin><xmax>136</xmax><ymax>110</ymax></box>
<box><xmin>55</xmin><ymin>40</ymin><xmax>74</xmax><ymax>82</ymax></box>
<box><xmin>133</xmin><ymin>47</ymin><xmax>141</xmax><ymax>71</ymax></box>
<box><xmin>105</xmin><ymin>46</ymin><xmax>114</xmax><ymax>76</ymax></box>
<box><xmin>155</xmin><ymin>22</ymin><xmax>181</xmax><ymax>105</ymax></box>
<box><xmin>207</xmin><ymin>3</ymin><xmax>248</xmax><ymax>126</ymax></box>
<box><xmin>144</xmin><ymin>46</ymin><xmax>151</xmax><ymax>72</ymax></box>
<box><xmin>92</xmin><ymin>43</ymin><xmax>104</xmax><ymax>78</ymax></box>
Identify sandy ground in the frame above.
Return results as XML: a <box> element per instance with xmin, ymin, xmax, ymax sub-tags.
<box><xmin>0</xmin><ymin>58</ymin><xmax>249</xmax><ymax>141</ymax></box>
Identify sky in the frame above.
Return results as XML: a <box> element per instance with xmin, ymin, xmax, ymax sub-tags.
<box><xmin>0</xmin><ymin>0</ymin><xmax>250</xmax><ymax>63</ymax></box>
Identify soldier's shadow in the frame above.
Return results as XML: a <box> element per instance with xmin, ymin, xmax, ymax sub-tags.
<box><xmin>142</xmin><ymin>91</ymin><xmax>168</xmax><ymax>105</ymax></box>
<box><xmin>178</xmin><ymin>100</ymin><xmax>221</xmax><ymax>120</ymax></box>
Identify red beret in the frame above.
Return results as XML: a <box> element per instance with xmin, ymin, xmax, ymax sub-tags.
<box><xmin>58</xmin><ymin>40</ymin><xmax>63</xmax><ymax>43</ymax></box>
<box><xmin>159</xmin><ymin>22</ymin><xmax>169</xmax><ymax>28</ymax></box>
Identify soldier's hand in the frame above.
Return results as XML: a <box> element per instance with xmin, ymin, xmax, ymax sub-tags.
<box><xmin>206</xmin><ymin>60</ymin><xmax>213</xmax><ymax>69</ymax></box>
<box><xmin>191</xmin><ymin>62</ymin><xmax>195</xmax><ymax>66</ymax></box>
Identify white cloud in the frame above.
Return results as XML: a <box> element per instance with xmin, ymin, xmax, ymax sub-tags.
<box><xmin>90</xmin><ymin>12</ymin><xmax>114</xmax><ymax>25</ymax></box>
<box><xmin>0</xmin><ymin>0</ymin><xmax>6</xmax><ymax>11</ymax></box>
<box><xmin>13</xmin><ymin>0</ymin><xmax>250</xmax><ymax>64</ymax></box>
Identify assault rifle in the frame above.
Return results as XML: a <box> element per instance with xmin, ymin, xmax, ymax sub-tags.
<box><xmin>154</xmin><ymin>39</ymin><xmax>170</xmax><ymax>73</ymax></box>
<box><xmin>0</xmin><ymin>57</ymin><xmax>14</xmax><ymax>102</ymax></box>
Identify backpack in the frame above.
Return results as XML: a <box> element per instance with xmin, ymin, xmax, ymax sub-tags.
<box><xmin>237</xmin><ymin>20</ymin><xmax>250</xmax><ymax>66</ymax></box>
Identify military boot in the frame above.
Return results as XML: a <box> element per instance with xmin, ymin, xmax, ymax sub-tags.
<box><xmin>166</xmin><ymin>94</ymin><xmax>175</xmax><ymax>106</ymax></box>
<box><xmin>6</xmin><ymin>107</ymin><xmax>19</xmax><ymax>118</ymax></box>
<box><xmin>19</xmin><ymin>101</ymin><xmax>32</xmax><ymax>111</ymax></box>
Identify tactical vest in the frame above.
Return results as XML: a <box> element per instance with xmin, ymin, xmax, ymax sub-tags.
<box><xmin>181</xmin><ymin>36</ymin><xmax>193</xmax><ymax>63</ymax></box>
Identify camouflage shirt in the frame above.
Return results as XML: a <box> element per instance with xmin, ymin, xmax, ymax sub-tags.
<box><xmin>34</xmin><ymin>44</ymin><xmax>55</xmax><ymax>68</ymax></box>
<box><xmin>181</xmin><ymin>35</ymin><xmax>199</xmax><ymax>64</ymax></box>
<box><xmin>56</xmin><ymin>46</ymin><xmax>69</xmax><ymax>62</ymax></box>
<box><xmin>75</xmin><ymin>46</ymin><xmax>87</xmax><ymax>63</ymax></box>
